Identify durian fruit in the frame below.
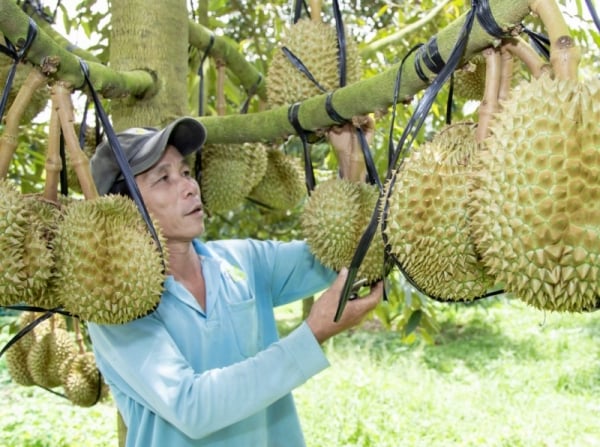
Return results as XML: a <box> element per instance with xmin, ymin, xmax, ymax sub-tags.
<box><xmin>61</xmin><ymin>351</ymin><xmax>108</xmax><ymax>407</ymax></box>
<box><xmin>267</xmin><ymin>19</ymin><xmax>361</xmax><ymax>108</ymax></box>
<box><xmin>248</xmin><ymin>148</ymin><xmax>306</xmax><ymax>210</ymax></box>
<box><xmin>200</xmin><ymin>143</ymin><xmax>268</xmax><ymax>214</ymax></box>
<box><xmin>19</xmin><ymin>196</ymin><xmax>63</xmax><ymax>309</ymax></box>
<box><xmin>0</xmin><ymin>179</ymin><xmax>28</xmax><ymax>306</ymax></box>
<box><xmin>382</xmin><ymin>122</ymin><xmax>495</xmax><ymax>301</ymax></box>
<box><xmin>468</xmin><ymin>74</ymin><xmax>600</xmax><ymax>312</ymax></box>
<box><xmin>0</xmin><ymin>55</ymin><xmax>49</xmax><ymax>123</ymax></box>
<box><xmin>53</xmin><ymin>195</ymin><xmax>167</xmax><ymax>324</ymax></box>
<box><xmin>301</xmin><ymin>178</ymin><xmax>385</xmax><ymax>283</ymax></box>
<box><xmin>0</xmin><ymin>180</ymin><xmax>63</xmax><ymax>308</ymax></box>
<box><xmin>27</xmin><ymin>328</ymin><xmax>77</xmax><ymax>389</ymax></box>
<box><xmin>453</xmin><ymin>55</ymin><xmax>487</xmax><ymax>100</ymax></box>
<box><xmin>4</xmin><ymin>311</ymin><xmax>66</xmax><ymax>386</ymax></box>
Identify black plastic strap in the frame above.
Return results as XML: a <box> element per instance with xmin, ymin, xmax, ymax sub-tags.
<box><xmin>0</xmin><ymin>18</ymin><xmax>38</xmax><ymax>122</ymax></box>
<box><xmin>78</xmin><ymin>60</ymin><xmax>165</xmax><ymax>268</ymax></box>
<box><xmin>586</xmin><ymin>0</ymin><xmax>600</xmax><ymax>33</ymax></box>
<box><xmin>413</xmin><ymin>45</ymin><xmax>430</xmax><ymax>83</ymax></box>
<box><xmin>325</xmin><ymin>91</ymin><xmax>348</xmax><ymax>124</ymax></box>
<box><xmin>197</xmin><ymin>33</ymin><xmax>215</xmax><ymax>117</ymax></box>
<box><xmin>446</xmin><ymin>73</ymin><xmax>454</xmax><ymax>125</ymax></box>
<box><xmin>421</xmin><ymin>37</ymin><xmax>445</xmax><ymax>75</ymax></box>
<box><xmin>281</xmin><ymin>46</ymin><xmax>328</xmax><ymax>93</ymax></box>
<box><xmin>332</xmin><ymin>0</ymin><xmax>347</xmax><ymax>87</ymax></box>
<box><xmin>475</xmin><ymin>0</ymin><xmax>510</xmax><ymax>38</ymax></box>
<box><xmin>355</xmin><ymin>126</ymin><xmax>381</xmax><ymax>190</ymax></box>
<box><xmin>292</xmin><ymin>0</ymin><xmax>309</xmax><ymax>24</ymax></box>
<box><xmin>240</xmin><ymin>73</ymin><xmax>262</xmax><ymax>114</ymax></box>
<box><xmin>522</xmin><ymin>26</ymin><xmax>550</xmax><ymax>61</ymax></box>
<box><xmin>59</xmin><ymin>130</ymin><xmax>68</xmax><ymax>196</ymax></box>
<box><xmin>288</xmin><ymin>102</ymin><xmax>315</xmax><ymax>193</ymax></box>
<box><xmin>388</xmin><ymin>44</ymin><xmax>423</xmax><ymax>176</ymax></box>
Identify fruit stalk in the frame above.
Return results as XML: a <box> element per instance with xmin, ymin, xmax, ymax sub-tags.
<box><xmin>0</xmin><ymin>67</ymin><xmax>47</xmax><ymax>178</ymax></box>
<box><xmin>43</xmin><ymin>106</ymin><xmax>62</xmax><ymax>202</ymax></box>
<box><xmin>52</xmin><ymin>83</ymin><xmax>99</xmax><ymax>200</ymax></box>
<box><xmin>476</xmin><ymin>47</ymin><xmax>502</xmax><ymax>143</ymax></box>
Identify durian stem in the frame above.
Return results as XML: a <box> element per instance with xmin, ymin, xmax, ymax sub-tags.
<box><xmin>528</xmin><ymin>0</ymin><xmax>580</xmax><ymax>80</ymax></box>
<box><xmin>73</xmin><ymin>319</ymin><xmax>86</xmax><ymax>354</ymax></box>
<box><xmin>476</xmin><ymin>47</ymin><xmax>502</xmax><ymax>143</ymax></box>
<box><xmin>503</xmin><ymin>36</ymin><xmax>551</xmax><ymax>79</ymax></box>
<box><xmin>0</xmin><ymin>67</ymin><xmax>47</xmax><ymax>179</ymax></box>
<box><xmin>497</xmin><ymin>46</ymin><xmax>514</xmax><ymax>103</ymax></box>
<box><xmin>327</xmin><ymin>116</ymin><xmax>374</xmax><ymax>182</ymax></box>
<box><xmin>309</xmin><ymin>0</ymin><xmax>322</xmax><ymax>22</ymax></box>
<box><xmin>51</xmin><ymin>83</ymin><xmax>99</xmax><ymax>201</ymax></box>
<box><xmin>216</xmin><ymin>60</ymin><xmax>226</xmax><ymax>116</ymax></box>
<box><xmin>43</xmin><ymin>107</ymin><xmax>61</xmax><ymax>202</ymax></box>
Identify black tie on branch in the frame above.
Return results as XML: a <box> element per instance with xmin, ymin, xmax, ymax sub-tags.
<box><xmin>585</xmin><ymin>0</ymin><xmax>600</xmax><ymax>33</ymax></box>
<box><xmin>522</xmin><ymin>27</ymin><xmax>550</xmax><ymax>61</ymax></box>
<box><xmin>475</xmin><ymin>0</ymin><xmax>512</xmax><ymax>38</ymax></box>
<box><xmin>0</xmin><ymin>18</ymin><xmax>38</xmax><ymax>123</ymax></box>
<box><xmin>240</xmin><ymin>73</ymin><xmax>262</xmax><ymax>114</ymax></box>
<box><xmin>447</xmin><ymin>74</ymin><xmax>455</xmax><ymax>125</ymax></box>
<box><xmin>197</xmin><ymin>33</ymin><xmax>215</xmax><ymax>117</ymax></box>
<box><xmin>288</xmin><ymin>102</ymin><xmax>316</xmax><ymax>193</ymax></box>
<box><xmin>335</xmin><ymin>0</ymin><xmax>482</xmax><ymax>320</ymax></box>
<box><xmin>79</xmin><ymin>59</ymin><xmax>166</xmax><ymax>274</ymax></box>
<box><xmin>332</xmin><ymin>0</ymin><xmax>347</xmax><ymax>87</ymax></box>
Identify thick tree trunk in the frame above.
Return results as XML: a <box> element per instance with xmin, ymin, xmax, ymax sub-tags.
<box><xmin>109</xmin><ymin>0</ymin><xmax>191</xmax><ymax>129</ymax></box>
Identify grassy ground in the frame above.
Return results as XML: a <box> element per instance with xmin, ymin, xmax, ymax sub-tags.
<box><xmin>1</xmin><ymin>296</ymin><xmax>600</xmax><ymax>446</ymax></box>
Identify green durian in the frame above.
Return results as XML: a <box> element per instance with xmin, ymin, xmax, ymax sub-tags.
<box><xmin>468</xmin><ymin>74</ymin><xmax>600</xmax><ymax>312</ymax></box>
<box><xmin>453</xmin><ymin>55</ymin><xmax>487</xmax><ymax>100</ymax></box>
<box><xmin>27</xmin><ymin>328</ymin><xmax>77</xmax><ymax>389</ymax></box>
<box><xmin>301</xmin><ymin>178</ymin><xmax>385</xmax><ymax>283</ymax></box>
<box><xmin>53</xmin><ymin>195</ymin><xmax>166</xmax><ymax>324</ymax></box>
<box><xmin>382</xmin><ymin>122</ymin><xmax>495</xmax><ymax>301</ymax></box>
<box><xmin>267</xmin><ymin>19</ymin><xmax>361</xmax><ymax>108</ymax></box>
<box><xmin>248</xmin><ymin>148</ymin><xmax>306</xmax><ymax>210</ymax></box>
<box><xmin>200</xmin><ymin>143</ymin><xmax>268</xmax><ymax>214</ymax></box>
<box><xmin>62</xmin><ymin>351</ymin><xmax>108</xmax><ymax>407</ymax></box>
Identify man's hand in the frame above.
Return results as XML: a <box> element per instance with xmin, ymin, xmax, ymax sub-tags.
<box><xmin>306</xmin><ymin>268</ymin><xmax>383</xmax><ymax>344</ymax></box>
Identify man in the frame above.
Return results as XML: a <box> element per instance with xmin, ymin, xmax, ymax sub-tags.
<box><xmin>87</xmin><ymin>117</ymin><xmax>383</xmax><ymax>447</ymax></box>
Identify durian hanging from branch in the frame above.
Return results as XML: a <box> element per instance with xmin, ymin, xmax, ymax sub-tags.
<box><xmin>468</xmin><ymin>0</ymin><xmax>600</xmax><ymax>312</ymax></box>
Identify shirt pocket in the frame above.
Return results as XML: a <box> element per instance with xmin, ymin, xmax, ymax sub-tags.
<box><xmin>227</xmin><ymin>295</ymin><xmax>260</xmax><ymax>357</ymax></box>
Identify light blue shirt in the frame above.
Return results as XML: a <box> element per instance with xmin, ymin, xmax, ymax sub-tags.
<box><xmin>88</xmin><ymin>238</ymin><xmax>337</xmax><ymax>447</ymax></box>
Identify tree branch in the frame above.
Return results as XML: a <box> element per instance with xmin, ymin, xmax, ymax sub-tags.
<box><xmin>188</xmin><ymin>20</ymin><xmax>267</xmax><ymax>101</ymax></box>
<box><xmin>198</xmin><ymin>0</ymin><xmax>532</xmax><ymax>145</ymax></box>
<box><xmin>361</xmin><ymin>0</ymin><xmax>453</xmax><ymax>59</ymax></box>
<box><xmin>0</xmin><ymin>0</ymin><xmax>154</xmax><ymax>97</ymax></box>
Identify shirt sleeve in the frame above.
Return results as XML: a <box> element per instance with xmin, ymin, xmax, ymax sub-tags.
<box><xmin>88</xmin><ymin>317</ymin><xmax>329</xmax><ymax>440</ymax></box>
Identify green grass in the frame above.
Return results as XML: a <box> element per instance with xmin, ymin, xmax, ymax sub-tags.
<box><xmin>2</xmin><ymin>297</ymin><xmax>600</xmax><ymax>446</ymax></box>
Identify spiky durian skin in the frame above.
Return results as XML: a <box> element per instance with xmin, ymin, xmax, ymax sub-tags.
<box><xmin>267</xmin><ymin>19</ymin><xmax>361</xmax><ymax>108</ymax></box>
<box><xmin>469</xmin><ymin>75</ymin><xmax>600</xmax><ymax>312</ymax></box>
<box><xmin>200</xmin><ymin>143</ymin><xmax>268</xmax><ymax>214</ymax></box>
<box><xmin>382</xmin><ymin>122</ymin><xmax>495</xmax><ymax>301</ymax></box>
<box><xmin>62</xmin><ymin>352</ymin><xmax>108</xmax><ymax>407</ymax></box>
<box><xmin>54</xmin><ymin>196</ymin><xmax>166</xmax><ymax>324</ymax></box>
<box><xmin>453</xmin><ymin>55</ymin><xmax>487</xmax><ymax>100</ymax></box>
<box><xmin>4</xmin><ymin>312</ymin><xmax>66</xmax><ymax>386</ymax></box>
<box><xmin>248</xmin><ymin>148</ymin><xmax>306</xmax><ymax>210</ymax></box>
<box><xmin>302</xmin><ymin>179</ymin><xmax>384</xmax><ymax>283</ymax></box>
<box><xmin>27</xmin><ymin>328</ymin><xmax>77</xmax><ymax>389</ymax></box>
<box><xmin>0</xmin><ymin>180</ymin><xmax>28</xmax><ymax>306</ymax></box>
<box><xmin>20</xmin><ymin>196</ymin><xmax>62</xmax><ymax>309</ymax></box>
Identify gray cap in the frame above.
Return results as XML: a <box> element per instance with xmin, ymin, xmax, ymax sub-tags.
<box><xmin>90</xmin><ymin>117</ymin><xmax>207</xmax><ymax>195</ymax></box>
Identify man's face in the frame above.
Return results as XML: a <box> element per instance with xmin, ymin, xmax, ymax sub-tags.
<box><xmin>135</xmin><ymin>145</ymin><xmax>204</xmax><ymax>242</ymax></box>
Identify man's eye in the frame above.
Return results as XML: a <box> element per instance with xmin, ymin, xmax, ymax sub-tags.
<box><xmin>158</xmin><ymin>175</ymin><xmax>169</xmax><ymax>182</ymax></box>
<box><xmin>183</xmin><ymin>169</ymin><xmax>192</xmax><ymax>177</ymax></box>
